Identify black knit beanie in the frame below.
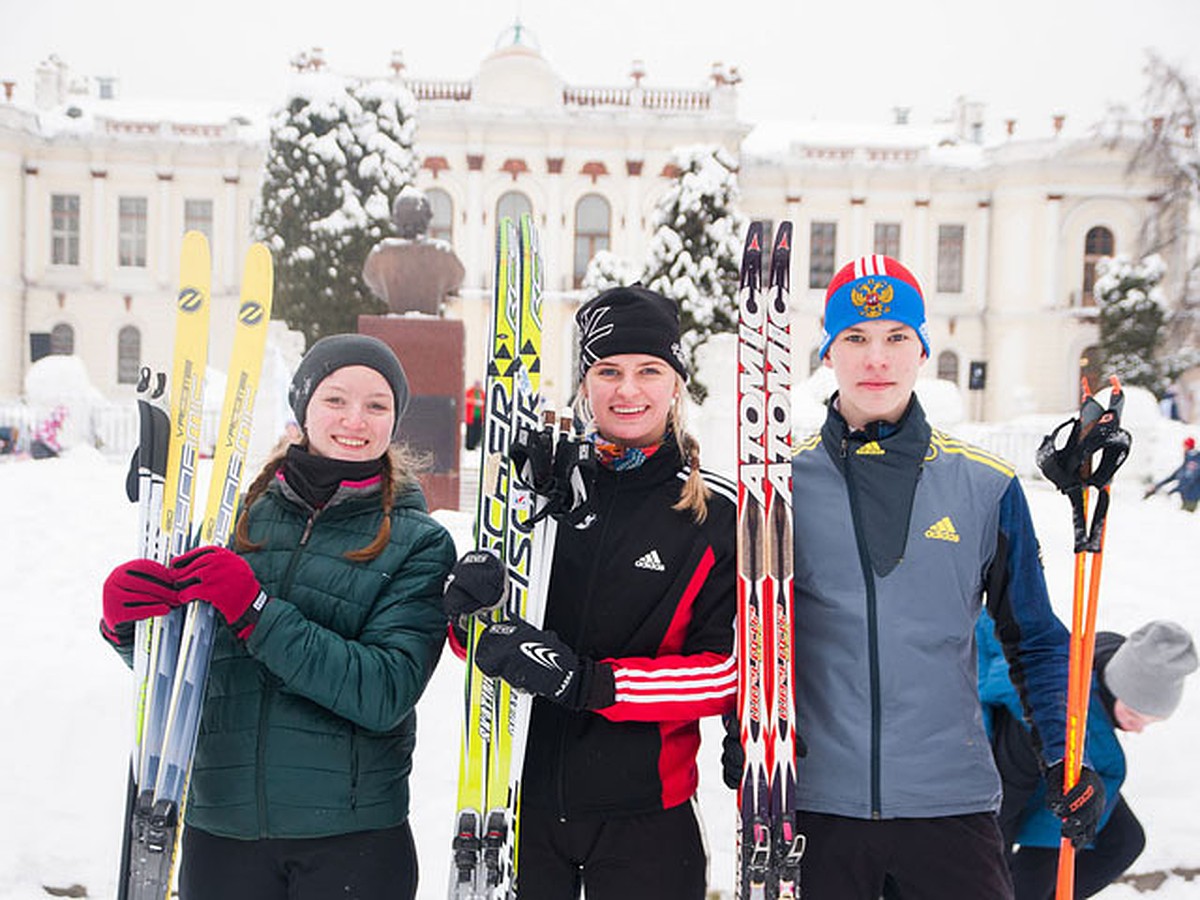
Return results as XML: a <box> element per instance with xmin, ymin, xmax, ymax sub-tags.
<box><xmin>575</xmin><ymin>284</ymin><xmax>688</xmax><ymax>382</ymax></box>
<box><xmin>288</xmin><ymin>334</ymin><xmax>410</xmax><ymax>440</ymax></box>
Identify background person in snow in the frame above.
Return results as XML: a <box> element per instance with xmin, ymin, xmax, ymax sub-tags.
<box><xmin>1143</xmin><ymin>436</ymin><xmax>1200</xmax><ymax>511</ymax></box>
<box><xmin>100</xmin><ymin>334</ymin><xmax>455</xmax><ymax>900</ymax></box>
<box><xmin>780</xmin><ymin>255</ymin><xmax>1092</xmax><ymax>898</ymax></box>
<box><xmin>980</xmin><ymin>616</ymin><xmax>1198</xmax><ymax>899</ymax></box>
<box><xmin>443</xmin><ymin>285</ymin><xmax>738</xmax><ymax>900</ymax></box>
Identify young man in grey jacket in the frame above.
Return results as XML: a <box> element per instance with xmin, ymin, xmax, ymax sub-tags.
<box><xmin>786</xmin><ymin>255</ymin><xmax>1103</xmax><ymax>898</ymax></box>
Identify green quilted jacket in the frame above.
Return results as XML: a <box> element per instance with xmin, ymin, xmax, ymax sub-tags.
<box><xmin>183</xmin><ymin>473</ymin><xmax>454</xmax><ymax>839</ymax></box>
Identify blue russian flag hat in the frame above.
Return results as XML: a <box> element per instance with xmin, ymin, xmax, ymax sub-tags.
<box><xmin>818</xmin><ymin>255</ymin><xmax>930</xmax><ymax>359</ymax></box>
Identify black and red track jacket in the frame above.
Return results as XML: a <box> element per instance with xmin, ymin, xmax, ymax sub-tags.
<box><xmin>519</xmin><ymin>441</ymin><xmax>738</xmax><ymax>820</ymax></box>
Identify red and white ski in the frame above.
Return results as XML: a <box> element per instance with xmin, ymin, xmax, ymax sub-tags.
<box><xmin>736</xmin><ymin>221</ymin><xmax>802</xmax><ymax>899</ymax></box>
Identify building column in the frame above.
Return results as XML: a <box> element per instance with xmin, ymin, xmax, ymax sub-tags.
<box><xmin>223</xmin><ymin>171</ymin><xmax>241</xmax><ymax>292</ymax></box>
<box><xmin>465</xmin><ymin>148</ymin><xmax>486</xmax><ymax>289</ymax></box>
<box><xmin>90</xmin><ymin>167</ymin><xmax>107</xmax><ymax>284</ymax></box>
<box><xmin>1045</xmin><ymin>193</ymin><xmax>1063</xmax><ymax>308</ymax></box>
<box><xmin>157</xmin><ymin>171</ymin><xmax>173</xmax><ymax>288</ymax></box>
<box><xmin>22</xmin><ymin>165</ymin><xmax>38</xmax><ymax>284</ymax></box>
<box><xmin>974</xmin><ymin>200</ymin><xmax>991</xmax><ymax>313</ymax></box>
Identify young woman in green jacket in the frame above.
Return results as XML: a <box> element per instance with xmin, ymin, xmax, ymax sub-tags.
<box><xmin>101</xmin><ymin>334</ymin><xmax>456</xmax><ymax>900</ymax></box>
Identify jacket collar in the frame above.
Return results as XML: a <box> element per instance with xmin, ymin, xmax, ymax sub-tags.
<box><xmin>821</xmin><ymin>394</ymin><xmax>932</xmax><ymax>577</ymax></box>
<box><xmin>270</xmin><ymin>468</ymin><xmax>428</xmax><ymax>516</ymax></box>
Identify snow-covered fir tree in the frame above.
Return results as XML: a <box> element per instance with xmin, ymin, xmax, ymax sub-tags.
<box><xmin>581</xmin><ymin>249</ymin><xmax>641</xmax><ymax>296</ymax></box>
<box><xmin>257</xmin><ymin>69</ymin><xmax>418</xmax><ymax>344</ymax></box>
<box><xmin>644</xmin><ymin>146</ymin><xmax>746</xmax><ymax>401</ymax></box>
<box><xmin>1094</xmin><ymin>254</ymin><xmax>1174</xmax><ymax>394</ymax></box>
<box><xmin>585</xmin><ymin>145</ymin><xmax>746</xmax><ymax>402</ymax></box>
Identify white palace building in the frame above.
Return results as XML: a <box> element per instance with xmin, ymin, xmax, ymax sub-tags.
<box><xmin>0</xmin><ymin>24</ymin><xmax>1192</xmax><ymax>428</ymax></box>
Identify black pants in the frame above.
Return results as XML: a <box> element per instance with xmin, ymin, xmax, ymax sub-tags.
<box><xmin>465</xmin><ymin>420</ymin><xmax>482</xmax><ymax>451</ymax></box>
<box><xmin>808</xmin><ymin>811</ymin><xmax>1014</xmax><ymax>899</ymax></box>
<box><xmin>515</xmin><ymin>800</ymin><xmax>707</xmax><ymax>900</ymax></box>
<box><xmin>177</xmin><ymin>821</ymin><xmax>417</xmax><ymax>900</ymax></box>
<box><xmin>1007</xmin><ymin>796</ymin><xmax>1145</xmax><ymax>899</ymax></box>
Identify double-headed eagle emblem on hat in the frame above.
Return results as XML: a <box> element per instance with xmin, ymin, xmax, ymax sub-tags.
<box><xmin>851</xmin><ymin>278</ymin><xmax>893</xmax><ymax>319</ymax></box>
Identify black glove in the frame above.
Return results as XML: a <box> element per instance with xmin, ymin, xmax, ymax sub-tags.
<box><xmin>721</xmin><ymin>712</ymin><xmax>744</xmax><ymax>790</ymax></box>
<box><xmin>475</xmin><ymin>617</ymin><xmax>591</xmax><ymax>709</ymax></box>
<box><xmin>720</xmin><ymin>712</ymin><xmax>807</xmax><ymax>791</ymax></box>
<box><xmin>443</xmin><ymin>550</ymin><xmax>507</xmax><ymax>620</ymax></box>
<box><xmin>1045</xmin><ymin>762</ymin><xmax>1106</xmax><ymax>848</ymax></box>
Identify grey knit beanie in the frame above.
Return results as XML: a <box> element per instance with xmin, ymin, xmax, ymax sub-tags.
<box><xmin>288</xmin><ymin>334</ymin><xmax>410</xmax><ymax>440</ymax></box>
<box><xmin>1104</xmin><ymin>620</ymin><xmax>1198</xmax><ymax>718</ymax></box>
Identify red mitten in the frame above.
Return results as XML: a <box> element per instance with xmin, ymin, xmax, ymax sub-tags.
<box><xmin>102</xmin><ymin>558</ymin><xmax>180</xmax><ymax>644</ymax></box>
<box><xmin>172</xmin><ymin>546</ymin><xmax>269</xmax><ymax>639</ymax></box>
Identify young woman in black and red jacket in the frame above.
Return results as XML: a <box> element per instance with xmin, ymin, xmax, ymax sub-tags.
<box><xmin>445</xmin><ymin>285</ymin><xmax>738</xmax><ymax>900</ymax></box>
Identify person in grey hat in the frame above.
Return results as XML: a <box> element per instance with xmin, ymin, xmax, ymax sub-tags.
<box><xmin>99</xmin><ymin>332</ymin><xmax>454</xmax><ymax>900</ymax></box>
<box><xmin>979</xmin><ymin>616</ymin><xmax>1197</xmax><ymax>899</ymax></box>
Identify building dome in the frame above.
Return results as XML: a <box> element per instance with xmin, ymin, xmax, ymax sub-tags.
<box><xmin>475</xmin><ymin>19</ymin><xmax>561</xmax><ymax>108</ymax></box>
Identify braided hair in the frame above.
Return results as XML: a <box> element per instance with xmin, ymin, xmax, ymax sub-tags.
<box><xmin>233</xmin><ymin>439</ymin><xmax>420</xmax><ymax>562</ymax></box>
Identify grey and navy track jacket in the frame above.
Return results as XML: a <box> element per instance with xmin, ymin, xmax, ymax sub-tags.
<box><xmin>791</xmin><ymin>396</ymin><xmax>1070</xmax><ymax>820</ymax></box>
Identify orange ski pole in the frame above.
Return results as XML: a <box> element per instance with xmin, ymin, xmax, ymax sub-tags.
<box><xmin>1055</xmin><ymin>491</ymin><xmax>1110</xmax><ymax>898</ymax></box>
<box><xmin>1051</xmin><ymin>377</ymin><xmax>1125</xmax><ymax>900</ymax></box>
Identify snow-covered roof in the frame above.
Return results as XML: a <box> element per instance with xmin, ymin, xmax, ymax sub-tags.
<box><xmin>742</xmin><ymin>118</ymin><xmax>996</xmax><ymax>168</ymax></box>
<box><xmin>35</xmin><ymin>95</ymin><xmax>269</xmax><ymax>142</ymax></box>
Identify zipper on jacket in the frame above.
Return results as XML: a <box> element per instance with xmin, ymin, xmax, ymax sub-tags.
<box><xmin>553</xmin><ymin>475</ymin><xmax>623</xmax><ymax>822</ymax></box>
<box><xmin>841</xmin><ymin>437</ymin><xmax>883</xmax><ymax>818</ymax></box>
<box><xmin>254</xmin><ymin>506</ymin><xmax>319</xmax><ymax>835</ymax></box>
<box><xmin>350</xmin><ymin>728</ymin><xmax>359</xmax><ymax>809</ymax></box>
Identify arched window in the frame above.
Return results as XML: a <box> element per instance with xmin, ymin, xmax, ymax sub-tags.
<box><xmin>574</xmin><ymin>194</ymin><xmax>611</xmax><ymax>288</ymax></box>
<box><xmin>496</xmin><ymin>191</ymin><xmax>532</xmax><ymax>227</ymax></box>
<box><xmin>1082</xmin><ymin>227</ymin><xmax>1114</xmax><ymax>306</ymax></box>
<box><xmin>50</xmin><ymin>323</ymin><xmax>74</xmax><ymax>355</ymax></box>
<box><xmin>426</xmin><ymin>188</ymin><xmax>453</xmax><ymax>244</ymax></box>
<box><xmin>118</xmin><ymin>326</ymin><xmax>141</xmax><ymax>384</ymax></box>
<box><xmin>937</xmin><ymin>350</ymin><xmax>959</xmax><ymax>384</ymax></box>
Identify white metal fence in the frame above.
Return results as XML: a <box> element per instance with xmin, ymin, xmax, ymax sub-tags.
<box><xmin>0</xmin><ymin>401</ymin><xmax>222</xmax><ymax>458</ymax></box>
<box><xmin>0</xmin><ymin>399</ymin><xmax>1164</xmax><ymax>491</ymax></box>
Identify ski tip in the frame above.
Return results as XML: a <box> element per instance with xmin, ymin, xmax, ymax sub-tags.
<box><xmin>744</xmin><ymin>221</ymin><xmax>763</xmax><ymax>253</ymax></box>
<box><xmin>773</xmin><ymin>221</ymin><xmax>793</xmax><ymax>251</ymax></box>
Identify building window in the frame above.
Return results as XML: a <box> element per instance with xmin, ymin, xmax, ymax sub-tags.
<box><xmin>51</xmin><ymin>194</ymin><xmax>81</xmax><ymax>266</ymax></box>
<box><xmin>874</xmin><ymin>222</ymin><xmax>901</xmax><ymax>258</ymax></box>
<box><xmin>809</xmin><ymin>221</ymin><xmax>837</xmax><ymax>289</ymax></box>
<box><xmin>1082</xmin><ymin>226</ymin><xmax>1114</xmax><ymax>306</ymax></box>
<box><xmin>427</xmin><ymin>188</ymin><xmax>453</xmax><ymax>244</ymax></box>
<box><xmin>937</xmin><ymin>350</ymin><xmax>959</xmax><ymax>384</ymax></box>
<box><xmin>184</xmin><ymin>199</ymin><xmax>213</xmax><ymax>242</ymax></box>
<box><xmin>50</xmin><ymin>323</ymin><xmax>74</xmax><ymax>355</ymax></box>
<box><xmin>118</xmin><ymin>326</ymin><xmax>141</xmax><ymax>384</ymax></box>
<box><xmin>574</xmin><ymin>194</ymin><xmax>611</xmax><ymax>288</ymax></box>
<box><xmin>937</xmin><ymin>224</ymin><xmax>964</xmax><ymax>293</ymax></box>
<box><xmin>118</xmin><ymin>197</ymin><xmax>148</xmax><ymax>267</ymax></box>
<box><xmin>496</xmin><ymin>191</ymin><xmax>532</xmax><ymax>227</ymax></box>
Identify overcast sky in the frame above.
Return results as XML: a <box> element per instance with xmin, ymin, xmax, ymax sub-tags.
<box><xmin>3</xmin><ymin>0</ymin><xmax>1198</xmax><ymax>138</ymax></box>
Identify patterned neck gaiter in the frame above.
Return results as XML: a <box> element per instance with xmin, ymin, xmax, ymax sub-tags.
<box><xmin>590</xmin><ymin>436</ymin><xmax>662</xmax><ymax>472</ymax></box>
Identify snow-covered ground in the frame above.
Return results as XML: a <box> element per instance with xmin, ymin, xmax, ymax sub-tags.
<box><xmin>2</xmin><ymin>426</ymin><xmax>1199</xmax><ymax>898</ymax></box>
